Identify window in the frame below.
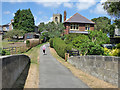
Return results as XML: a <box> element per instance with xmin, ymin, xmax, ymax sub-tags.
<box><xmin>55</xmin><ymin>17</ymin><xmax>58</xmax><ymax>22</ymax></box>
<box><xmin>85</xmin><ymin>24</ymin><xmax>90</xmax><ymax>31</ymax></box>
<box><xmin>70</xmin><ymin>24</ymin><xmax>79</xmax><ymax>30</ymax></box>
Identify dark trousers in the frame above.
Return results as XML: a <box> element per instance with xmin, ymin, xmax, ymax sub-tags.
<box><xmin>43</xmin><ymin>50</ymin><xmax>45</xmax><ymax>53</ymax></box>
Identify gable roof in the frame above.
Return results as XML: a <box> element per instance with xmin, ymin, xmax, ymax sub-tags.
<box><xmin>64</xmin><ymin>13</ymin><xmax>95</xmax><ymax>24</ymax></box>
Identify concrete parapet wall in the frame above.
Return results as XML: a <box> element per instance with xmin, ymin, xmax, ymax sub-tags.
<box><xmin>68</xmin><ymin>55</ymin><xmax>120</xmax><ymax>87</ymax></box>
<box><xmin>0</xmin><ymin>54</ymin><xmax>30</xmax><ymax>88</ymax></box>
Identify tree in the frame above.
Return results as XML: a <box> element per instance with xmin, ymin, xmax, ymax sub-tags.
<box><xmin>4</xmin><ymin>29</ymin><xmax>25</xmax><ymax>39</ymax></box>
<box><xmin>12</xmin><ymin>8</ymin><xmax>35</xmax><ymax>32</ymax></box>
<box><xmin>91</xmin><ymin>17</ymin><xmax>111</xmax><ymax>33</ymax></box>
<box><xmin>71</xmin><ymin>31</ymin><xmax>109</xmax><ymax>55</ymax></box>
<box><xmin>103</xmin><ymin>1</ymin><xmax>120</xmax><ymax>28</ymax></box>
<box><xmin>39</xmin><ymin>22</ymin><xmax>65</xmax><ymax>38</ymax></box>
<box><xmin>88</xmin><ymin>30</ymin><xmax>110</xmax><ymax>45</ymax></box>
<box><xmin>72</xmin><ymin>35</ymin><xmax>90</xmax><ymax>55</ymax></box>
<box><xmin>38</xmin><ymin>22</ymin><xmax>45</xmax><ymax>33</ymax></box>
<box><xmin>103</xmin><ymin>2</ymin><xmax>120</xmax><ymax>18</ymax></box>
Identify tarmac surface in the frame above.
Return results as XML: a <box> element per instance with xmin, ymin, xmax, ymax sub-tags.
<box><xmin>39</xmin><ymin>43</ymin><xmax>90</xmax><ymax>88</ymax></box>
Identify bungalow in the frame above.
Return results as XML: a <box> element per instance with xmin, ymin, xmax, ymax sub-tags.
<box><xmin>63</xmin><ymin>13</ymin><xmax>95</xmax><ymax>34</ymax></box>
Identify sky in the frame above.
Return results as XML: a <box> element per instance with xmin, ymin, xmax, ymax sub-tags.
<box><xmin>1</xmin><ymin>0</ymin><xmax>113</xmax><ymax>26</ymax></box>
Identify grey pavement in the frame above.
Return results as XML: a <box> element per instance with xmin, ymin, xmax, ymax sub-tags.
<box><xmin>39</xmin><ymin>43</ymin><xmax>90</xmax><ymax>88</ymax></box>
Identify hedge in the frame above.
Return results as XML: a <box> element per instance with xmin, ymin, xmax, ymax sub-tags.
<box><xmin>50</xmin><ymin>38</ymin><xmax>71</xmax><ymax>59</ymax></box>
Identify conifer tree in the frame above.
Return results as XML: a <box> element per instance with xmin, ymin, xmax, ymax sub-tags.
<box><xmin>12</xmin><ymin>8</ymin><xmax>35</xmax><ymax>32</ymax></box>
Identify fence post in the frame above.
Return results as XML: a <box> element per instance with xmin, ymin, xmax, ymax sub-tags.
<box><xmin>65</xmin><ymin>53</ymin><xmax>69</xmax><ymax>62</ymax></box>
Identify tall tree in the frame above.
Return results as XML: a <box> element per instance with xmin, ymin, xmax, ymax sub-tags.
<box><xmin>103</xmin><ymin>1</ymin><xmax>120</xmax><ymax>28</ymax></box>
<box><xmin>91</xmin><ymin>17</ymin><xmax>111</xmax><ymax>33</ymax></box>
<box><xmin>12</xmin><ymin>8</ymin><xmax>35</xmax><ymax>32</ymax></box>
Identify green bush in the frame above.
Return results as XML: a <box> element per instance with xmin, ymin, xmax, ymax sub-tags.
<box><xmin>26</xmin><ymin>40</ymin><xmax>30</xmax><ymax>47</ymax></box>
<box><xmin>2</xmin><ymin>49</ymin><xmax>10</xmax><ymax>56</ymax></box>
<box><xmin>49</xmin><ymin>38</ymin><xmax>53</xmax><ymax>48</ymax></box>
<box><xmin>116</xmin><ymin>43</ymin><xmax>120</xmax><ymax>49</ymax></box>
<box><xmin>51</xmin><ymin>38</ymin><xmax>72</xmax><ymax>59</ymax></box>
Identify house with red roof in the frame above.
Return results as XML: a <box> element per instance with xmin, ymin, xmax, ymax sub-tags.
<box><xmin>63</xmin><ymin>12</ymin><xmax>95</xmax><ymax>34</ymax></box>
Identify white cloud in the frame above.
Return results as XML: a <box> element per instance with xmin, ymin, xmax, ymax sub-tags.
<box><xmin>36</xmin><ymin>16</ymin><xmax>53</xmax><ymax>25</ymax></box>
<box><xmin>37</xmin><ymin>2</ymin><xmax>62</xmax><ymax>8</ymax></box>
<box><xmin>100</xmin><ymin>0</ymin><xmax>107</xmax><ymax>3</ymax></box>
<box><xmin>90</xmin><ymin>3</ymin><xmax>107</xmax><ymax>15</ymax></box>
<box><xmin>63</xmin><ymin>2</ymin><xmax>73</xmax><ymax>8</ymax></box>
<box><xmin>3</xmin><ymin>11</ymin><xmax>11</xmax><ymax>14</ymax></box>
<box><xmin>12</xmin><ymin>13</ymin><xmax>15</xmax><ymax>17</ymax></box>
<box><xmin>76</xmin><ymin>0</ymin><xmax>96</xmax><ymax>11</ymax></box>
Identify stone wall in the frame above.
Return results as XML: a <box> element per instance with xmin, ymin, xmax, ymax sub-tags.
<box><xmin>0</xmin><ymin>54</ymin><xmax>30</xmax><ymax>89</ymax></box>
<box><xmin>68</xmin><ymin>56</ymin><xmax>120</xmax><ymax>87</ymax></box>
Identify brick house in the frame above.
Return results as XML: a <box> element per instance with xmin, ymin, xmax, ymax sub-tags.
<box><xmin>63</xmin><ymin>13</ymin><xmax>95</xmax><ymax>34</ymax></box>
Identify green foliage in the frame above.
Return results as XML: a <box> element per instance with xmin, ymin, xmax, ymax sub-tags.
<box><xmin>72</xmin><ymin>35</ymin><xmax>90</xmax><ymax>55</ymax></box>
<box><xmin>2</xmin><ymin>49</ymin><xmax>10</xmax><ymax>56</ymax></box>
<box><xmin>91</xmin><ymin>17</ymin><xmax>112</xmax><ymax>34</ymax></box>
<box><xmin>109</xmin><ymin>48</ymin><xmax>120</xmax><ymax>56</ymax></box>
<box><xmin>38</xmin><ymin>22</ymin><xmax>65</xmax><ymax>38</ymax></box>
<box><xmin>64</xmin><ymin>34</ymin><xmax>78</xmax><ymax>44</ymax></box>
<box><xmin>103</xmin><ymin>1</ymin><xmax>120</xmax><ymax>28</ymax></box>
<box><xmin>109</xmin><ymin>23</ymin><xmax>115</xmax><ymax>37</ymax></box>
<box><xmin>4</xmin><ymin>29</ymin><xmax>26</xmax><ymax>39</ymax></box>
<box><xmin>88</xmin><ymin>30</ymin><xmax>110</xmax><ymax>45</ymax></box>
<box><xmin>38</xmin><ymin>22</ymin><xmax>45</xmax><ymax>32</ymax></box>
<box><xmin>49</xmin><ymin>38</ymin><xmax>53</xmax><ymax>48</ymax></box>
<box><xmin>12</xmin><ymin>8</ymin><xmax>35</xmax><ymax>32</ymax></box>
<box><xmin>116</xmin><ymin>43</ymin><xmax>120</xmax><ymax>49</ymax></box>
<box><xmin>26</xmin><ymin>40</ymin><xmax>30</xmax><ymax>47</ymax></box>
<box><xmin>41</xmin><ymin>32</ymin><xmax>50</xmax><ymax>42</ymax></box>
<box><xmin>87</xmin><ymin>43</ymin><xmax>104</xmax><ymax>55</ymax></box>
<box><xmin>51</xmin><ymin>38</ymin><xmax>72</xmax><ymax>59</ymax></box>
<box><xmin>103</xmin><ymin>2</ymin><xmax>120</xmax><ymax>18</ymax></box>
<box><xmin>64</xmin><ymin>31</ymin><xmax>109</xmax><ymax>55</ymax></box>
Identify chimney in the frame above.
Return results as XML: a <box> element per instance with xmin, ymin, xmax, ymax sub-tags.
<box><xmin>64</xmin><ymin>10</ymin><xmax>66</xmax><ymax>21</ymax></box>
<box><xmin>11</xmin><ymin>19</ymin><xmax>14</xmax><ymax>23</ymax></box>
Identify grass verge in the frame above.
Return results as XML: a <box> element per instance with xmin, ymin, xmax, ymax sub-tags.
<box><xmin>49</xmin><ymin>47</ymin><xmax>117</xmax><ymax>88</ymax></box>
<box><xmin>23</xmin><ymin>43</ymin><xmax>46</xmax><ymax>88</ymax></box>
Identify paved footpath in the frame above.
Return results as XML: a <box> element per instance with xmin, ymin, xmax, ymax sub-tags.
<box><xmin>39</xmin><ymin>43</ymin><xmax>90</xmax><ymax>88</ymax></box>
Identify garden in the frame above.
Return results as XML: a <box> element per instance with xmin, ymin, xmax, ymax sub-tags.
<box><xmin>49</xmin><ymin>30</ymin><xmax>120</xmax><ymax>59</ymax></box>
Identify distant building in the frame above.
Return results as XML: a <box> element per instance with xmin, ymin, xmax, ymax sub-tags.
<box><xmin>24</xmin><ymin>33</ymin><xmax>40</xmax><ymax>40</ymax></box>
<box><xmin>1</xmin><ymin>19</ymin><xmax>13</xmax><ymax>33</ymax></box>
<box><xmin>53</xmin><ymin>14</ymin><xmax>62</xmax><ymax>24</ymax></box>
<box><xmin>114</xmin><ymin>26</ymin><xmax>120</xmax><ymax>37</ymax></box>
<box><xmin>63</xmin><ymin>13</ymin><xmax>95</xmax><ymax>34</ymax></box>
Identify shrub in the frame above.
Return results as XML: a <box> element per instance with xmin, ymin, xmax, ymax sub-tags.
<box><xmin>26</xmin><ymin>40</ymin><xmax>30</xmax><ymax>47</ymax></box>
<box><xmin>109</xmin><ymin>48</ymin><xmax>120</xmax><ymax>56</ymax></box>
<box><xmin>116</xmin><ymin>43</ymin><xmax>120</xmax><ymax>49</ymax></box>
<box><xmin>51</xmin><ymin>38</ymin><xmax>72</xmax><ymax>59</ymax></box>
<box><xmin>103</xmin><ymin>47</ymin><xmax>111</xmax><ymax>56</ymax></box>
<box><xmin>49</xmin><ymin>38</ymin><xmax>53</xmax><ymax>48</ymax></box>
<box><xmin>87</xmin><ymin>43</ymin><xmax>104</xmax><ymax>55</ymax></box>
<box><xmin>2</xmin><ymin>49</ymin><xmax>10</xmax><ymax>56</ymax></box>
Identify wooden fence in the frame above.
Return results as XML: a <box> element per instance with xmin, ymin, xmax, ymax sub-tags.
<box><xmin>3</xmin><ymin>46</ymin><xmax>31</xmax><ymax>55</ymax></box>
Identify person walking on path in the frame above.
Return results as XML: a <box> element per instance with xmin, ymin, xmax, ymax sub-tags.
<box><xmin>42</xmin><ymin>45</ymin><xmax>46</xmax><ymax>55</ymax></box>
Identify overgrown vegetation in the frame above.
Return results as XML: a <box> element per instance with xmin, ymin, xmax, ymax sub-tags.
<box><xmin>49</xmin><ymin>38</ymin><xmax>71</xmax><ymax>59</ymax></box>
<box><xmin>91</xmin><ymin>16</ymin><xmax>115</xmax><ymax>37</ymax></box>
<box><xmin>38</xmin><ymin>22</ymin><xmax>65</xmax><ymax>42</ymax></box>
<box><xmin>1</xmin><ymin>49</ymin><xmax>10</xmax><ymax>56</ymax></box>
<box><xmin>64</xmin><ymin>30</ymin><xmax>110</xmax><ymax>56</ymax></box>
<box><xmin>3</xmin><ymin>29</ymin><xmax>26</xmax><ymax>40</ymax></box>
